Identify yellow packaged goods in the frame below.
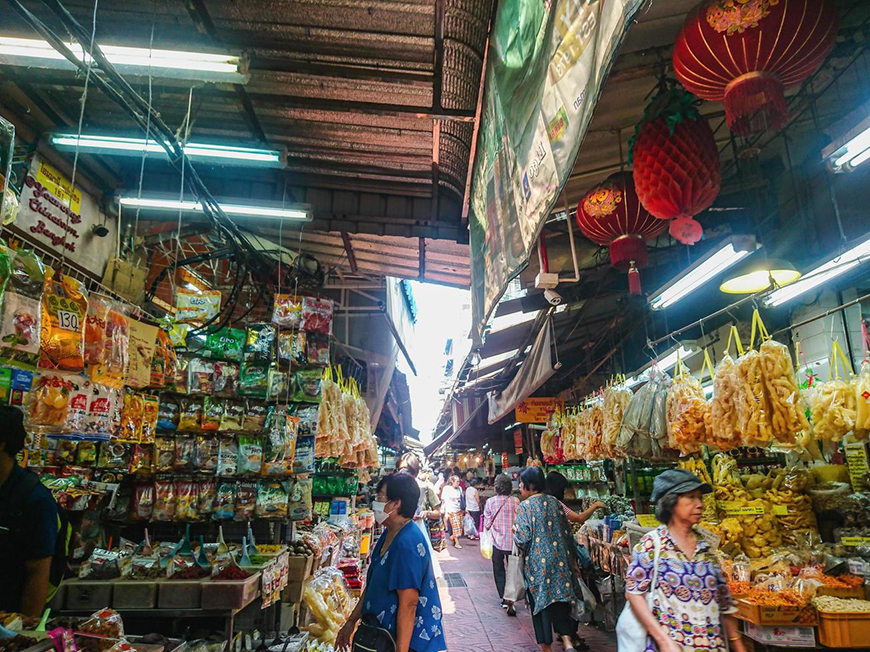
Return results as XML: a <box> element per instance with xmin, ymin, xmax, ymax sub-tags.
<box><xmin>679</xmin><ymin>457</ymin><xmax>717</xmax><ymax>521</ymax></box>
<box><xmin>735</xmin><ymin>349</ymin><xmax>774</xmax><ymax>446</ymax></box>
<box><xmin>39</xmin><ymin>273</ymin><xmax>88</xmax><ymax>372</ymax></box>
<box><xmin>303</xmin><ymin>567</ymin><xmax>356</xmax><ymax>644</ymax></box>
<box><xmin>603</xmin><ymin>383</ymin><xmax>631</xmax><ymax>456</ymax></box>
<box><xmin>810</xmin><ymin>380</ymin><xmax>856</xmax><ymax>441</ymax></box>
<box><xmin>28</xmin><ymin>371</ymin><xmax>73</xmax><ymax>430</ymax></box>
<box><xmin>710</xmin><ymin>353</ymin><xmax>743</xmax><ymax>451</ymax></box>
<box><xmin>856</xmin><ymin>360</ymin><xmax>870</xmax><ymax>438</ymax></box>
<box><xmin>126</xmin><ymin>319</ymin><xmax>158</xmax><ymax>389</ymax></box>
<box><xmin>666</xmin><ymin>374</ymin><xmax>711</xmax><ymax>454</ymax></box>
<box><xmin>759</xmin><ymin>339</ymin><xmax>808</xmax><ymax>443</ymax></box>
<box><xmin>763</xmin><ymin>469</ymin><xmax>819</xmax><ymax>547</ymax></box>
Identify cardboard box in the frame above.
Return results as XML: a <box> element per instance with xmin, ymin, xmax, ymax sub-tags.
<box><xmin>737</xmin><ymin>599</ymin><xmax>818</xmax><ymax>626</ymax></box>
<box><xmin>286</xmin><ymin>555</ymin><xmax>313</xmax><ymax>582</ymax></box>
<box><xmin>65</xmin><ymin>579</ymin><xmax>113</xmax><ymax>611</ymax></box>
<box><xmin>744</xmin><ymin>622</ymin><xmax>816</xmax><ymax>648</ymax></box>
<box><xmin>283</xmin><ymin>580</ymin><xmax>305</xmax><ymax>604</ymax></box>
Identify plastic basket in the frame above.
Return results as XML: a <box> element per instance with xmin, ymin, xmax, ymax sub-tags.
<box><xmin>818</xmin><ymin>610</ymin><xmax>870</xmax><ymax>648</ymax></box>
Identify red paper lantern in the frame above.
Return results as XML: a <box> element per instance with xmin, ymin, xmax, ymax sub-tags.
<box><xmin>575</xmin><ymin>172</ymin><xmax>666</xmax><ymax>294</ymax></box>
<box><xmin>631</xmin><ymin>86</ymin><xmax>721</xmax><ymax>244</ymax></box>
<box><xmin>673</xmin><ymin>0</ymin><xmax>838</xmax><ymax>136</ymax></box>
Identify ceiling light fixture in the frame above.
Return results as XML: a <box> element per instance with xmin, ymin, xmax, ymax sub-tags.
<box><xmin>720</xmin><ymin>258</ymin><xmax>801</xmax><ymax>294</ymax></box>
<box><xmin>764</xmin><ymin>234</ymin><xmax>870</xmax><ymax>307</ymax></box>
<box><xmin>649</xmin><ymin>235</ymin><xmax>758</xmax><ymax>310</ymax></box>
<box><xmin>0</xmin><ymin>36</ymin><xmax>247</xmax><ymax>83</ymax></box>
<box><xmin>823</xmin><ymin>100</ymin><xmax>870</xmax><ymax>173</ymax></box>
<box><xmin>50</xmin><ymin>134</ymin><xmax>283</xmax><ymax>168</ymax></box>
<box><xmin>118</xmin><ymin>196</ymin><xmax>312</xmax><ymax>221</ymax></box>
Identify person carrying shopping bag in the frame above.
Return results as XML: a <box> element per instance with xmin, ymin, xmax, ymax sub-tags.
<box><xmin>482</xmin><ymin>473</ymin><xmax>520</xmax><ymax>616</ymax></box>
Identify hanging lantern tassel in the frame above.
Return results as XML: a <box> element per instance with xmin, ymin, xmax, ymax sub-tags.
<box><xmin>627</xmin><ymin>261</ymin><xmax>641</xmax><ymax>295</ymax></box>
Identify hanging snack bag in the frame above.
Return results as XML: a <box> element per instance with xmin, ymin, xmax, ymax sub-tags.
<box><xmin>213</xmin><ymin>481</ymin><xmax>236</xmax><ymax>520</ymax></box>
<box><xmin>166</xmin><ymin>322</ymin><xmax>189</xmax><ymax>348</ymax></box>
<box><xmin>268</xmin><ymin>369</ymin><xmax>291</xmax><ymax>402</ymax></box>
<box><xmin>294</xmin><ymin>369</ymin><xmax>322</xmax><ymax>403</ymax></box>
<box><xmin>174</xmin><ymin>436</ymin><xmax>195</xmax><ymax>471</ymax></box>
<box><xmin>256</xmin><ymin>480</ymin><xmax>288</xmax><ymax>519</ymax></box>
<box><xmin>217</xmin><ymin>437</ymin><xmax>238</xmax><ymax>476</ymax></box>
<box><xmin>235</xmin><ymin>481</ymin><xmax>257</xmax><ymax>521</ymax></box>
<box><xmin>238</xmin><ymin>436</ymin><xmax>263</xmax><ymax>475</ymax></box>
<box><xmin>129</xmin><ymin>444</ymin><xmax>153</xmax><ymax>475</ymax></box>
<box><xmin>124</xmin><ymin>319</ymin><xmax>157</xmax><ymax>389</ymax></box>
<box><xmin>239</xmin><ymin>363</ymin><xmax>269</xmax><ymax>398</ymax></box>
<box><xmin>188</xmin><ymin>357</ymin><xmax>214</xmax><ymax>395</ymax></box>
<box><xmin>150</xmin><ymin>329</ymin><xmax>170</xmax><ymax>388</ymax></box>
<box><xmin>98</xmin><ymin>441</ymin><xmax>131</xmax><ymax>470</ymax></box>
<box><xmin>152</xmin><ymin>479</ymin><xmax>176</xmax><ymax>521</ymax></box>
<box><xmin>301</xmin><ymin>297</ymin><xmax>333</xmax><ymax>335</ymax></box>
<box><xmin>198</xmin><ymin>479</ymin><xmax>216</xmax><ymax>515</ymax></box>
<box><xmin>243</xmin><ymin>401</ymin><xmax>268</xmax><ymax>432</ymax></box>
<box><xmin>91</xmin><ymin>306</ymin><xmax>130</xmax><ymax>389</ymax></box>
<box><xmin>278</xmin><ymin>331</ymin><xmax>307</xmax><ymax>367</ymax></box>
<box><xmin>244</xmin><ymin>323</ymin><xmax>275</xmax><ymax>363</ymax></box>
<box><xmin>118</xmin><ymin>391</ymin><xmax>145</xmax><ymax>442</ymax></box>
<box><xmin>174</xmin><ymin>478</ymin><xmax>198</xmax><ymax>521</ymax></box>
<box><xmin>177</xmin><ymin>397</ymin><xmax>203</xmax><ymax>431</ymax></box>
<box><xmin>175</xmin><ymin>287</ymin><xmax>221</xmax><ymax>323</ymax></box>
<box><xmin>154</xmin><ymin>437</ymin><xmax>174</xmax><ymax>472</ymax></box>
<box><xmin>84</xmin><ymin>384</ymin><xmax>122</xmax><ymax>439</ymax></box>
<box><xmin>297</xmin><ymin>405</ymin><xmax>319</xmax><ymax>437</ymax></box>
<box><xmin>206</xmin><ymin>327</ymin><xmax>245</xmax><ymax>361</ymax></box>
<box><xmin>141</xmin><ymin>394</ymin><xmax>159</xmax><ymax>443</ymax></box>
<box><xmin>76</xmin><ymin>440</ymin><xmax>97</xmax><ymax>466</ymax></box>
<box><xmin>288</xmin><ymin>478</ymin><xmax>313</xmax><ymax>521</ymax></box>
<box><xmin>39</xmin><ymin>273</ymin><xmax>88</xmax><ymax>372</ymax></box>
<box><xmin>202</xmin><ymin>396</ymin><xmax>223</xmax><ymax>432</ymax></box>
<box><xmin>307</xmin><ymin>335</ymin><xmax>330</xmax><ymax>367</ymax></box>
<box><xmin>262</xmin><ymin>416</ymin><xmax>290</xmax><ymax>476</ymax></box>
<box><xmin>170</xmin><ymin>356</ymin><xmax>189</xmax><ymax>394</ymax></box>
<box><xmin>292</xmin><ymin>436</ymin><xmax>315</xmax><ymax>475</ymax></box>
<box><xmin>84</xmin><ymin>295</ymin><xmax>110</xmax><ymax>366</ymax></box>
<box><xmin>219</xmin><ymin>401</ymin><xmax>245</xmax><ymax>431</ymax></box>
<box><xmin>132</xmin><ymin>483</ymin><xmax>154</xmax><ymax>521</ymax></box>
<box><xmin>63</xmin><ymin>376</ymin><xmax>91</xmax><ymax>435</ymax></box>
<box><xmin>272</xmin><ymin>294</ymin><xmax>303</xmax><ymax>329</ymax></box>
<box><xmin>213</xmin><ymin>361</ymin><xmax>240</xmax><ymax>398</ymax></box>
<box><xmin>195</xmin><ymin>434</ymin><xmax>219</xmax><ymax>472</ymax></box>
<box><xmin>157</xmin><ymin>397</ymin><xmax>179</xmax><ymax>431</ymax></box>
<box><xmin>0</xmin><ymin>249</ymin><xmax>44</xmax><ymax>367</ymax></box>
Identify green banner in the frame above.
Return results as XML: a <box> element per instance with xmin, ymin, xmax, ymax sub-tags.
<box><xmin>469</xmin><ymin>0</ymin><xmax>644</xmax><ymax>345</ymax></box>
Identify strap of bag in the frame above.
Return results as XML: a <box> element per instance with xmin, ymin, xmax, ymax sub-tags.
<box><xmin>485</xmin><ymin>496</ymin><xmax>507</xmax><ymax>531</ymax></box>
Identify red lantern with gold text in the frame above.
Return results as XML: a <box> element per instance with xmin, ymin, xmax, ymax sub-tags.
<box><xmin>631</xmin><ymin>85</ymin><xmax>720</xmax><ymax>245</ymax></box>
<box><xmin>673</xmin><ymin>0</ymin><xmax>837</xmax><ymax>136</ymax></box>
<box><xmin>575</xmin><ymin>172</ymin><xmax>666</xmax><ymax>295</ymax></box>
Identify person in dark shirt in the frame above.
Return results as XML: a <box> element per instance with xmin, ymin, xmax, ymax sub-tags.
<box><xmin>0</xmin><ymin>406</ymin><xmax>58</xmax><ymax>616</ymax></box>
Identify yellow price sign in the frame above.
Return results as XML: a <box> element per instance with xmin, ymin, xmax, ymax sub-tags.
<box><xmin>772</xmin><ymin>505</ymin><xmax>788</xmax><ymax>516</ymax></box>
<box><xmin>841</xmin><ymin>537</ymin><xmax>870</xmax><ymax>546</ymax></box>
<box><xmin>636</xmin><ymin>514</ymin><xmax>660</xmax><ymax>528</ymax></box>
<box><xmin>721</xmin><ymin>503</ymin><xmax>765</xmax><ymax>516</ymax></box>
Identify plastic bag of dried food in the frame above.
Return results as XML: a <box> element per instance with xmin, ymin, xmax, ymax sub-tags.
<box><xmin>710</xmin><ymin>352</ymin><xmax>742</xmax><ymax>451</ymax></box>
<box><xmin>26</xmin><ymin>372</ymin><xmax>72</xmax><ymax>431</ymax></box>
<box><xmin>809</xmin><ymin>341</ymin><xmax>857</xmax><ymax>442</ymax></box>
<box><xmin>302</xmin><ymin>297</ymin><xmax>333</xmax><ymax>335</ymax></box>
<box><xmin>616</xmin><ymin>367</ymin><xmax>671</xmax><ymax>459</ymax></box>
<box><xmin>856</xmin><ymin>359</ymin><xmax>870</xmax><ymax>439</ymax></box>
<box><xmin>217</xmin><ymin>436</ymin><xmax>238</xmax><ymax>476</ymax></box>
<box><xmin>272</xmin><ymin>294</ymin><xmax>303</xmax><ymax>329</ymax></box>
<box><xmin>666</xmin><ymin>372</ymin><xmax>711</xmax><ymax>454</ymax></box>
<box><xmin>78</xmin><ymin>608</ymin><xmax>124</xmax><ymax>640</ymax></box>
<box><xmin>90</xmin><ymin>305</ymin><xmax>130</xmax><ymax>389</ymax></box>
<box><xmin>84</xmin><ymin>294</ymin><xmax>110</xmax><ymax>366</ymax></box>
<box><xmin>188</xmin><ymin>358</ymin><xmax>214</xmax><ymax>395</ymax></box>
<box><xmin>239</xmin><ymin>363</ymin><xmax>269</xmax><ymax>399</ymax></box>
<box><xmin>759</xmin><ymin>338</ymin><xmax>808</xmax><ymax>444</ymax></box>
<box><xmin>39</xmin><ymin>272</ymin><xmax>88</xmax><ymax>372</ymax></box>
<box><xmin>0</xmin><ymin>249</ymin><xmax>44</xmax><ymax>367</ymax></box>
<box><xmin>149</xmin><ymin>328</ymin><xmax>169</xmax><ymax>388</ymax></box>
<box><xmin>213</xmin><ymin>480</ymin><xmax>236</xmax><ymax>520</ymax></box>
<box><xmin>603</xmin><ymin>383</ymin><xmax>631</xmax><ymax>456</ymax></box>
<box><xmin>205</xmin><ymin>327</ymin><xmax>245</xmax><ymax>362</ymax></box>
<box><xmin>734</xmin><ymin>350</ymin><xmax>774</xmax><ymax>447</ymax></box>
<box><xmin>117</xmin><ymin>390</ymin><xmax>145</xmax><ymax>442</ymax></box>
<box><xmin>244</xmin><ymin>323</ymin><xmax>275</xmax><ymax>363</ymax></box>
<box><xmin>213</xmin><ymin>361</ymin><xmax>240</xmax><ymax>398</ymax></box>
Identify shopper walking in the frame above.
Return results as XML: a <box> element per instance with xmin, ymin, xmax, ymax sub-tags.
<box><xmin>397</xmin><ymin>453</ymin><xmax>443</xmax><ymax>578</ymax></box>
<box><xmin>336</xmin><ymin>472</ymin><xmax>446</xmax><ymax>652</ymax></box>
<box><xmin>515</xmin><ymin>466</ymin><xmax>582</xmax><ymax>652</ymax></box>
<box><xmin>483</xmin><ymin>473</ymin><xmax>520</xmax><ymax>616</ymax></box>
<box><xmin>465</xmin><ymin>478</ymin><xmax>481</xmax><ymax>539</ymax></box>
<box><xmin>440</xmin><ymin>474</ymin><xmax>464</xmax><ymax>548</ymax></box>
<box><xmin>625</xmin><ymin>469</ymin><xmax>745</xmax><ymax>652</ymax></box>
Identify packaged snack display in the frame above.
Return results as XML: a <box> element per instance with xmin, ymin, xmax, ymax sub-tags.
<box><xmin>141</xmin><ymin>394</ymin><xmax>159</xmax><ymax>443</ymax></box>
<box><xmin>220</xmin><ymin>401</ymin><xmax>244</xmax><ymax>431</ymax></box>
<box><xmin>129</xmin><ymin>444</ymin><xmax>152</xmax><ymax>475</ymax></box>
<box><xmin>301</xmin><ymin>297</ymin><xmax>333</xmax><ymax>335</ymax></box>
<box><xmin>154</xmin><ymin>437</ymin><xmax>174</xmax><ymax>472</ymax></box>
<box><xmin>84</xmin><ymin>295</ymin><xmax>110</xmax><ymax>366</ymax></box>
<box><xmin>198</xmin><ymin>478</ymin><xmax>216</xmax><ymax>514</ymax></box>
<box><xmin>272</xmin><ymin>294</ymin><xmax>303</xmax><ymax>328</ymax></box>
<box><xmin>288</xmin><ymin>478</ymin><xmax>312</xmax><ymax>521</ymax></box>
<box><xmin>213</xmin><ymin>480</ymin><xmax>237</xmax><ymax>520</ymax></box>
<box><xmin>175</xmin><ymin>478</ymin><xmax>198</xmax><ymax>521</ymax></box>
<box><xmin>188</xmin><ymin>358</ymin><xmax>214</xmax><ymax>394</ymax></box>
<box><xmin>239</xmin><ymin>362</ymin><xmax>269</xmax><ymax>398</ymax></box>
<box><xmin>171</xmin><ymin>356</ymin><xmax>189</xmax><ymax>394</ymax></box>
<box><xmin>268</xmin><ymin>369</ymin><xmax>291</xmax><ymax>401</ymax></box>
<box><xmin>256</xmin><ymin>480</ymin><xmax>288</xmax><ymax>519</ymax></box>
<box><xmin>235</xmin><ymin>480</ymin><xmax>257</xmax><ymax>521</ymax></box>
<box><xmin>175</xmin><ymin>287</ymin><xmax>221</xmax><ymax>322</ymax></box>
<box><xmin>666</xmin><ymin>372</ymin><xmax>711</xmax><ymax>454</ymax></box>
<box><xmin>307</xmin><ymin>335</ymin><xmax>330</xmax><ymax>366</ymax></box>
<box><xmin>150</xmin><ymin>328</ymin><xmax>170</xmax><ymax>388</ymax></box>
<box><xmin>278</xmin><ymin>331</ymin><xmax>306</xmax><ymax>366</ymax></box>
<box><xmin>152</xmin><ymin>479</ymin><xmax>176</xmax><ymax>521</ymax></box>
<box><xmin>156</xmin><ymin>398</ymin><xmax>179</xmax><ymax>431</ymax></box>
<box><xmin>195</xmin><ymin>435</ymin><xmax>219</xmax><ymax>472</ymax></box>
<box><xmin>64</xmin><ymin>377</ymin><xmax>91</xmax><ymax>434</ymax></box>
<box><xmin>174</xmin><ymin>436</ymin><xmax>195</xmax><ymax>471</ymax></box>
<box><xmin>84</xmin><ymin>384</ymin><xmax>121</xmax><ymax>439</ymax></box>
<box><xmin>132</xmin><ymin>483</ymin><xmax>154</xmax><ymax>520</ymax></box>
<box><xmin>118</xmin><ymin>391</ymin><xmax>145</xmax><ymax>442</ymax></box>
<box><xmin>39</xmin><ymin>273</ymin><xmax>88</xmax><ymax>372</ymax></box>
<box><xmin>125</xmin><ymin>319</ymin><xmax>158</xmax><ymax>389</ymax></box>
<box><xmin>178</xmin><ymin>398</ymin><xmax>203</xmax><ymax>431</ymax></box>
<box><xmin>205</xmin><ymin>327</ymin><xmax>245</xmax><ymax>361</ymax></box>
<box><xmin>760</xmin><ymin>338</ymin><xmax>808</xmax><ymax>443</ymax></box>
<box><xmin>710</xmin><ymin>353</ymin><xmax>743</xmax><ymax>451</ymax></box>
<box><xmin>213</xmin><ymin>361</ymin><xmax>240</xmax><ymax>398</ymax></box>
<box><xmin>0</xmin><ymin>249</ymin><xmax>45</xmax><ymax>366</ymax></box>
<box><xmin>244</xmin><ymin>323</ymin><xmax>275</xmax><ymax>363</ymax></box>
<box><xmin>217</xmin><ymin>437</ymin><xmax>238</xmax><ymax>476</ymax></box>
<box><xmin>202</xmin><ymin>396</ymin><xmax>223</xmax><ymax>431</ymax></box>
<box><xmin>166</xmin><ymin>322</ymin><xmax>189</xmax><ymax>348</ymax></box>
<box><xmin>243</xmin><ymin>402</ymin><xmax>268</xmax><ymax>431</ymax></box>
<box><xmin>295</xmin><ymin>369</ymin><xmax>322</xmax><ymax>403</ymax></box>
<box><xmin>238</xmin><ymin>435</ymin><xmax>263</xmax><ymax>475</ymax></box>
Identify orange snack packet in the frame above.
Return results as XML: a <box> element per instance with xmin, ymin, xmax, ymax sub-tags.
<box><xmin>39</xmin><ymin>271</ymin><xmax>88</xmax><ymax>372</ymax></box>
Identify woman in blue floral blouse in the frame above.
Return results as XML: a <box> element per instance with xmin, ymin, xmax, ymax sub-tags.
<box><xmin>514</xmin><ymin>465</ymin><xmax>582</xmax><ymax>652</ymax></box>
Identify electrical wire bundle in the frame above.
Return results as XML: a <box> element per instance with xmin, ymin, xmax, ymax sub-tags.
<box><xmin>4</xmin><ymin>0</ymin><xmax>282</xmax><ymax>334</ymax></box>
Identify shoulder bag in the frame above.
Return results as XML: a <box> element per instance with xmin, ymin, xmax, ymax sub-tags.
<box><xmin>479</xmin><ymin>497</ymin><xmax>507</xmax><ymax>560</ymax></box>
<box><xmin>615</xmin><ymin>530</ymin><xmax>662</xmax><ymax>652</ymax></box>
<box><xmin>351</xmin><ymin>614</ymin><xmax>396</xmax><ymax>652</ymax></box>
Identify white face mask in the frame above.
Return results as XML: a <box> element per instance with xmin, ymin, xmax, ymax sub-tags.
<box><xmin>372</xmin><ymin>500</ymin><xmax>393</xmax><ymax>525</ymax></box>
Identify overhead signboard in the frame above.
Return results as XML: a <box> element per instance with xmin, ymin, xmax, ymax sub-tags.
<box><xmin>12</xmin><ymin>154</ymin><xmax>115</xmax><ymax>278</ymax></box>
<box><xmin>468</xmin><ymin>0</ymin><xmax>643</xmax><ymax>345</ymax></box>
<box><xmin>515</xmin><ymin>396</ymin><xmax>564</xmax><ymax>423</ymax></box>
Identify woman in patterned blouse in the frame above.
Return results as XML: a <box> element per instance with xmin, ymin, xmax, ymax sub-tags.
<box><xmin>514</xmin><ymin>466</ymin><xmax>583</xmax><ymax>652</ymax></box>
<box><xmin>625</xmin><ymin>469</ymin><xmax>746</xmax><ymax>652</ymax></box>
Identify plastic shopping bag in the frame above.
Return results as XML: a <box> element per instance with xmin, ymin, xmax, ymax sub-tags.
<box><xmin>464</xmin><ymin>512</ymin><xmax>479</xmax><ymax>538</ymax></box>
<box><xmin>480</xmin><ymin>527</ymin><xmax>493</xmax><ymax>560</ymax></box>
<box><xmin>503</xmin><ymin>544</ymin><xmax>525</xmax><ymax>603</ymax></box>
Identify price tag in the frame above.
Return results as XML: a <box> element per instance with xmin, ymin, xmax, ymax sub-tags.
<box><xmin>840</xmin><ymin>537</ymin><xmax>870</xmax><ymax>546</ymax></box>
<box><xmin>696</xmin><ymin>525</ymin><xmax>721</xmax><ymax>552</ymax></box>
<box><xmin>636</xmin><ymin>514</ymin><xmax>660</xmax><ymax>528</ymax></box>
<box><xmin>721</xmin><ymin>502</ymin><xmax>765</xmax><ymax>515</ymax></box>
<box><xmin>848</xmin><ymin>559</ymin><xmax>870</xmax><ymax>576</ymax></box>
<box><xmin>844</xmin><ymin>442</ymin><xmax>869</xmax><ymax>492</ymax></box>
<box><xmin>57</xmin><ymin>309</ymin><xmax>80</xmax><ymax>332</ymax></box>
<box><xmin>772</xmin><ymin>505</ymin><xmax>788</xmax><ymax>516</ymax></box>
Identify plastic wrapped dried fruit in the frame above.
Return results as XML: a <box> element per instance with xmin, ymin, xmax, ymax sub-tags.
<box><xmin>809</xmin><ymin>379</ymin><xmax>856</xmax><ymax>441</ymax></box>
<box><xmin>759</xmin><ymin>339</ymin><xmax>808</xmax><ymax>444</ymax></box>
<box><xmin>666</xmin><ymin>374</ymin><xmax>711</xmax><ymax>454</ymax></box>
<box><xmin>734</xmin><ymin>350</ymin><xmax>774</xmax><ymax>446</ymax></box>
<box><xmin>28</xmin><ymin>371</ymin><xmax>73</xmax><ymax>431</ymax></box>
<box><xmin>39</xmin><ymin>273</ymin><xmax>87</xmax><ymax>372</ymax></box>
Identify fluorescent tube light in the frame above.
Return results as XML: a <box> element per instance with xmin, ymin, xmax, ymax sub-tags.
<box><xmin>0</xmin><ymin>36</ymin><xmax>247</xmax><ymax>84</ymax></box>
<box><xmin>50</xmin><ymin>134</ymin><xmax>283</xmax><ymax>168</ymax></box>
<box><xmin>823</xmin><ymin>102</ymin><xmax>870</xmax><ymax>173</ymax></box>
<box><xmin>118</xmin><ymin>196</ymin><xmax>312</xmax><ymax>221</ymax></box>
<box><xmin>649</xmin><ymin>235</ymin><xmax>758</xmax><ymax>310</ymax></box>
<box><xmin>764</xmin><ymin>234</ymin><xmax>870</xmax><ymax>307</ymax></box>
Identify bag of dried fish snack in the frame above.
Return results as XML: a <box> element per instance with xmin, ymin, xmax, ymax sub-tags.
<box><xmin>759</xmin><ymin>338</ymin><xmax>808</xmax><ymax>444</ymax></box>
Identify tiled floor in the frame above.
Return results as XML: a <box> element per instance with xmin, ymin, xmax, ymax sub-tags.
<box><xmin>436</xmin><ymin>538</ymin><xmax>617</xmax><ymax>652</ymax></box>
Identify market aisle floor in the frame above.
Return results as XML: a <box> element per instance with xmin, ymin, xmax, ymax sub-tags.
<box><xmin>435</xmin><ymin>539</ymin><xmax>617</xmax><ymax>652</ymax></box>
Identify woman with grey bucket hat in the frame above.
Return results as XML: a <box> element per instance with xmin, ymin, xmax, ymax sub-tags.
<box><xmin>622</xmin><ymin>469</ymin><xmax>746</xmax><ymax>652</ymax></box>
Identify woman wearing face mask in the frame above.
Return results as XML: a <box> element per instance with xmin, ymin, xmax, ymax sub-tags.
<box><xmin>337</xmin><ymin>473</ymin><xmax>446</xmax><ymax>652</ymax></box>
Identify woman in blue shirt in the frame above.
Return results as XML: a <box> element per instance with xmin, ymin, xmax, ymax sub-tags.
<box><xmin>337</xmin><ymin>472</ymin><xmax>447</xmax><ymax>652</ymax></box>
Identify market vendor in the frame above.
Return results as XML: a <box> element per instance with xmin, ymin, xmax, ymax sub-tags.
<box><xmin>0</xmin><ymin>406</ymin><xmax>60</xmax><ymax>616</ymax></box>
<box><xmin>625</xmin><ymin>469</ymin><xmax>746</xmax><ymax>652</ymax></box>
